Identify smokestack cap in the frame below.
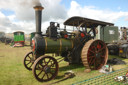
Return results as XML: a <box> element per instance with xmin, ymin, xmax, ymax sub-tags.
<box><xmin>34</xmin><ymin>6</ymin><xmax>44</xmax><ymax>11</ymax></box>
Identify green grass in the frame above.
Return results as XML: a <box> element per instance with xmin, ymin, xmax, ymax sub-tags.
<box><xmin>73</xmin><ymin>67</ymin><xmax>128</xmax><ymax>85</ymax></box>
<box><xmin>0</xmin><ymin>42</ymin><xmax>128</xmax><ymax>85</ymax></box>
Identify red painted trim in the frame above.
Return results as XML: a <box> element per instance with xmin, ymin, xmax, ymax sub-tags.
<box><xmin>14</xmin><ymin>41</ymin><xmax>24</xmax><ymax>43</ymax></box>
<box><xmin>32</xmin><ymin>40</ymin><xmax>35</xmax><ymax>52</ymax></box>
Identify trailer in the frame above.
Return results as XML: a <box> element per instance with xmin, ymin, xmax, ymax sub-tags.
<box><xmin>96</xmin><ymin>25</ymin><xmax>128</xmax><ymax>58</ymax></box>
<box><xmin>13</xmin><ymin>31</ymin><xmax>25</xmax><ymax>47</ymax></box>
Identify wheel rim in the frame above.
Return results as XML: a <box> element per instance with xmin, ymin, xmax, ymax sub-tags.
<box><xmin>32</xmin><ymin>55</ymin><xmax>59</xmax><ymax>82</ymax></box>
<box><xmin>24</xmin><ymin>51</ymin><xmax>34</xmax><ymax>70</ymax></box>
<box><xmin>81</xmin><ymin>40</ymin><xmax>108</xmax><ymax>70</ymax></box>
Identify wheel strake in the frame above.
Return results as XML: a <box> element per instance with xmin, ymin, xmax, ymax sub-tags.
<box><xmin>81</xmin><ymin>40</ymin><xmax>108</xmax><ymax>70</ymax></box>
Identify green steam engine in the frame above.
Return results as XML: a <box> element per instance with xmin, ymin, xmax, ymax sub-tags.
<box><xmin>23</xmin><ymin>5</ymin><xmax>111</xmax><ymax>82</ymax></box>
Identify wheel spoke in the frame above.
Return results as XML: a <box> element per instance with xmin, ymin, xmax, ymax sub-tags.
<box><xmin>88</xmin><ymin>56</ymin><xmax>95</xmax><ymax>58</ymax></box>
<box><xmin>50</xmin><ymin>67</ymin><xmax>56</xmax><ymax>70</ymax></box>
<box><xmin>39</xmin><ymin>63</ymin><xmax>44</xmax><ymax>68</ymax></box>
<box><xmin>94</xmin><ymin>58</ymin><xmax>98</xmax><ymax>69</ymax></box>
<box><xmin>25</xmin><ymin>59</ymin><xmax>30</xmax><ymax>61</ymax></box>
<box><xmin>49</xmin><ymin>72</ymin><xmax>53</xmax><ymax>78</ymax></box>
<box><xmin>100</xmin><ymin>55</ymin><xmax>105</xmax><ymax>58</ymax></box>
<box><xmin>46</xmin><ymin>73</ymin><xmax>49</xmax><ymax>79</ymax></box>
<box><xmin>26</xmin><ymin>61</ymin><xmax>31</xmax><ymax>65</ymax></box>
<box><xmin>41</xmin><ymin>73</ymin><xmax>45</xmax><ymax>79</ymax></box>
<box><xmin>37</xmin><ymin>70</ymin><xmax>44</xmax><ymax>77</ymax></box>
<box><xmin>50</xmin><ymin>62</ymin><xmax>55</xmax><ymax>67</ymax></box>
<box><xmin>28</xmin><ymin>55</ymin><xmax>31</xmax><ymax>59</ymax></box>
<box><xmin>88</xmin><ymin>49</ymin><xmax>95</xmax><ymax>54</ymax></box>
<box><xmin>29</xmin><ymin>63</ymin><xmax>33</xmax><ymax>68</ymax></box>
<box><xmin>88</xmin><ymin>56</ymin><xmax>94</xmax><ymax>64</ymax></box>
<box><xmin>93</xmin><ymin>46</ymin><xmax>97</xmax><ymax>51</ymax></box>
<box><xmin>89</xmin><ymin>58</ymin><xmax>96</xmax><ymax>66</ymax></box>
<box><xmin>46</xmin><ymin>58</ymin><xmax>51</xmax><ymax>65</ymax></box>
<box><xmin>95</xmin><ymin>59</ymin><xmax>101</xmax><ymax>69</ymax></box>
<box><xmin>43</xmin><ymin>59</ymin><xmax>47</xmax><ymax>65</ymax></box>
<box><xmin>98</xmin><ymin>46</ymin><xmax>105</xmax><ymax>52</ymax></box>
<box><xmin>36</xmin><ymin>64</ymin><xmax>44</xmax><ymax>70</ymax></box>
<box><xmin>31</xmin><ymin>53</ymin><xmax>33</xmax><ymax>56</ymax></box>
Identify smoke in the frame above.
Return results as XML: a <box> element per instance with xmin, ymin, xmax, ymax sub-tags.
<box><xmin>32</xmin><ymin>0</ymin><xmax>42</xmax><ymax>6</ymax></box>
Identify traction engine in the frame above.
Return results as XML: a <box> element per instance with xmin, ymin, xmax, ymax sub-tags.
<box><xmin>23</xmin><ymin>5</ymin><xmax>109</xmax><ymax>82</ymax></box>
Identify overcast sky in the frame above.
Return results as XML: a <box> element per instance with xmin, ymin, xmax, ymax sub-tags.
<box><xmin>0</xmin><ymin>0</ymin><xmax>128</xmax><ymax>34</ymax></box>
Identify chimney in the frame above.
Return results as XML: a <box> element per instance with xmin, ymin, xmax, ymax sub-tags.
<box><xmin>33</xmin><ymin>6</ymin><xmax>44</xmax><ymax>36</ymax></box>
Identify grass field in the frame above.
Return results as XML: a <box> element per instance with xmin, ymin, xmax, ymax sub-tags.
<box><xmin>0</xmin><ymin>42</ymin><xmax>128</xmax><ymax>85</ymax></box>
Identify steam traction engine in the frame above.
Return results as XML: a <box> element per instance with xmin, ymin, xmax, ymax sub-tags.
<box><xmin>23</xmin><ymin>5</ymin><xmax>110</xmax><ymax>82</ymax></box>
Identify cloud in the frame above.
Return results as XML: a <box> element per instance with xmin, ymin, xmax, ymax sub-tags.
<box><xmin>0</xmin><ymin>0</ymin><xmax>67</xmax><ymax>33</ymax></box>
<box><xmin>0</xmin><ymin>11</ymin><xmax>22</xmax><ymax>33</ymax></box>
<box><xmin>0</xmin><ymin>0</ymin><xmax>128</xmax><ymax>34</ymax></box>
<box><xmin>0</xmin><ymin>0</ymin><xmax>67</xmax><ymax>22</ymax></box>
<box><xmin>68</xmin><ymin>1</ymin><xmax>128</xmax><ymax>23</ymax></box>
<box><xmin>40</xmin><ymin>0</ymin><xmax>67</xmax><ymax>22</ymax></box>
<box><xmin>125</xmin><ymin>17</ymin><xmax>128</xmax><ymax>21</ymax></box>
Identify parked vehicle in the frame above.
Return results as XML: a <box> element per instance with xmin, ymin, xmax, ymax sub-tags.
<box><xmin>23</xmin><ymin>5</ymin><xmax>109</xmax><ymax>82</ymax></box>
<box><xmin>13</xmin><ymin>31</ymin><xmax>25</xmax><ymax>47</ymax></box>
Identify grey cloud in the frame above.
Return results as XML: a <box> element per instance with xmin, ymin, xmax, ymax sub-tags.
<box><xmin>0</xmin><ymin>14</ymin><xmax>23</xmax><ymax>33</ymax></box>
<box><xmin>0</xmin><ymin>0</ymin><xmax>67</xmax><ymax>22</ymax></box>
<box><xmin>0</xmin><ymin>0</ymin><xmax>67</xmax><ymax>33</ymax></box>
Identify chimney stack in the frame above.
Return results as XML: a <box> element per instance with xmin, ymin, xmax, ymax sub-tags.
<box><xmin>33</xmin><ymin>6</ymin><xmax>44</xmax><ymax>36</ymax></box>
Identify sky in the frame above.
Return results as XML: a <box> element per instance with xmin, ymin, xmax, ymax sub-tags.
<box><xmin>0</xmin><ymin>0</ymin><xmax>128</xmax><ymax>34</ymax></box>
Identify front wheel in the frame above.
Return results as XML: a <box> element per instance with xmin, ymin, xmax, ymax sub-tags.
<box><xmin>23</xmin><ymin>51</ymin><xmax>34</xmax><ymax>70</ymax></box>
<box><xmin>32</xmin><ymin>55</ymin><xmax>59</xmax><ymax>82</ymax></box>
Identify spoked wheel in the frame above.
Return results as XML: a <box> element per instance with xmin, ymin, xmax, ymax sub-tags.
<box><xmin>81</xmin><ymin>39</ymin><xmax>108</xmax><ymax>70</ymax></box>
<box><xmin>32</xmin><ymin>55</ymin><xmax>59</xmax><ymax>82</ymax></box>
<box><xmin>24</xmin><ymin>51</ymin><xmax>34</xmax><ymax>70</ymax></box>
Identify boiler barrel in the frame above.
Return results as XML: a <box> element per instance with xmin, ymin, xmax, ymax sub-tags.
<box><xmin>44</xmin><ymin>37</ymin><xmax>73</xmax><ymax>53</ymax></box>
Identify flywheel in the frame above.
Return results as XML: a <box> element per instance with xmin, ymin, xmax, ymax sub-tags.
<box><xmin>81</xmin><ymin>39</ymin><xmax>108</xmax><ymax>70</ymax></box>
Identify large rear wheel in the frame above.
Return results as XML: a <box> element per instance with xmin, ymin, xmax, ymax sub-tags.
<box><xmin>81</xmin><ymin>40</ymin><xmax>108</xmax><ymax>70</ymax></box>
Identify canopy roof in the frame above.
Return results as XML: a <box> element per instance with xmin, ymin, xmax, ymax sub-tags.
<box><xmin>13</xmin><ymin>31</ymin><xmax>24</xmax><ymax>34</ymax></box>
<box><xmin>64</xmin><ymin>16</ymin><xmax>114</xmax><ymax>28</ymax></box>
